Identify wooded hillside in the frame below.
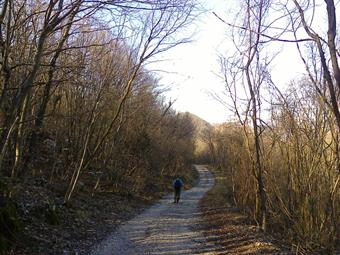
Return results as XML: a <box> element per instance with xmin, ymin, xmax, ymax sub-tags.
<box><xmin>1</xmin><ymin>0</ymin><xmax>339</xmax><ymax>254</ymax></box>
<box><xmin>0</xmin><ymin>1</ymin><xmax>199</xmax><ymax>253</ymax></box>
<box><xmin>202</xmin><ymin>0</ymin><xmax>340</xmax><ymax>253</ymax></box>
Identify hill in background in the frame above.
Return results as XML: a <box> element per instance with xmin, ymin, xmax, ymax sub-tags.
<box><xmin>180</xmin><ymin>112</ymin><xmax>214</xmax><ymax>163</ymax></box>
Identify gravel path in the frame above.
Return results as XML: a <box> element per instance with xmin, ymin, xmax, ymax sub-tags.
<box><xmin>90</xmin><ymin>165</ymin><xmax>222</xmax><ymax>255</ymax></box>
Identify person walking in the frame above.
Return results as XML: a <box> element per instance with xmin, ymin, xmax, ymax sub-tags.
<box><xmin>173</xmin><ymin>177</ymin><xmax>183</xmax><ymax>203</ymax></box>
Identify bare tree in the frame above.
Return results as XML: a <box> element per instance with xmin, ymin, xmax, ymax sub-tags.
<box><xmin>214</xmin><ymin>0</ymin><xmax>340</xmax><ymax>250</ymax></box>
<box><xmin>284</xmin><ymin>0</ymin><xmax>340</xmax><ymax>130</ymax></box>
<box><xmin>63</xmin><ymin>0</ymin><xmax>196</xmax><ymax>202</ymax></box>
<box><xmin>217</xmin><ymin>0</ymin><xmax>272</xmax><ymax>231</ymax></box>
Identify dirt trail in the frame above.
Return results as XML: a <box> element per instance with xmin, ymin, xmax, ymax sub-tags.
<box><xmin>90</xmin><ymin>165</ymin><xmax>223</xmax><ymax>255</ymax></box>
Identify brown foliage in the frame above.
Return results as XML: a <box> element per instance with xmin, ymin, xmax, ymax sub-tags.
<box><xmin>0</xmin><ymin>0</ymin><xmax>198</xmax><ymax>252</ymax></box>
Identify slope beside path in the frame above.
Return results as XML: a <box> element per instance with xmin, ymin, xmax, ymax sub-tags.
<box><xmin>90</xmin><ymin>165</ymin><xmax>222</xmax><ymax>255</ymax></box>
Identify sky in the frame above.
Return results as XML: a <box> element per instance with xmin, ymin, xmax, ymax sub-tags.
<box><xmin>146</xmin><ymin>1</ymin><xmax>232</xmax><ymax>124</ymax></box>
<box><xmin>149</xmin><ymin>0</ymin><xmax>308</xmax><ymax>124</ymax></box>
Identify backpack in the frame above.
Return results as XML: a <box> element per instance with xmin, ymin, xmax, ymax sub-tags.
<box><xmin>174</xmin><ymin>179</ymin><xmax>182</xmax><ymax>189</ymax></box>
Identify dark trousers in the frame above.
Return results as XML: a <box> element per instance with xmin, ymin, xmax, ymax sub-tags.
<box><xmin>174</xmin><ymin>187</ymin><xmax>181</xmax><ymax>203</ymax></box>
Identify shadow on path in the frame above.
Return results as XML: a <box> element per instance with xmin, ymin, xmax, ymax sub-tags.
<box><xmin>197</xmin><ymin>169</ymin><xmax>294</xmax><ymax>255</ymax></box>
<box><xmin>90</xmin><ymin>165</ymin><xmax>224</xmax><ymax>255</ymax></box>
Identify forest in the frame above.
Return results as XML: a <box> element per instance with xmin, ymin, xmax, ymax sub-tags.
<box><xmin>0</xmin><ymin>0</ymin><xmax>339</xmax><ymax>254</ymax></box>
<box><xmin>0</xmin><ymin>0</ymin><xmax>198</xmax><ymax>253</ymax></box>
<box><xmin>200</xmin><ymin>0</ymin><xmax>340</xmax><ymax>253</ymax></box>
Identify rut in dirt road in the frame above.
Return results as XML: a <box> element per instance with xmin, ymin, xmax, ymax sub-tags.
<box><xmin>90</xmin><ymin>165</ymin><xmax>224</xmax><ymax>255</ymax></box>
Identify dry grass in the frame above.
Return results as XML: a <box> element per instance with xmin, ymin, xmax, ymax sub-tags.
<box><xmin>197</xmin><ymin>167</ymin><xmax>292</xmax><ymax>255</ymax></box>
